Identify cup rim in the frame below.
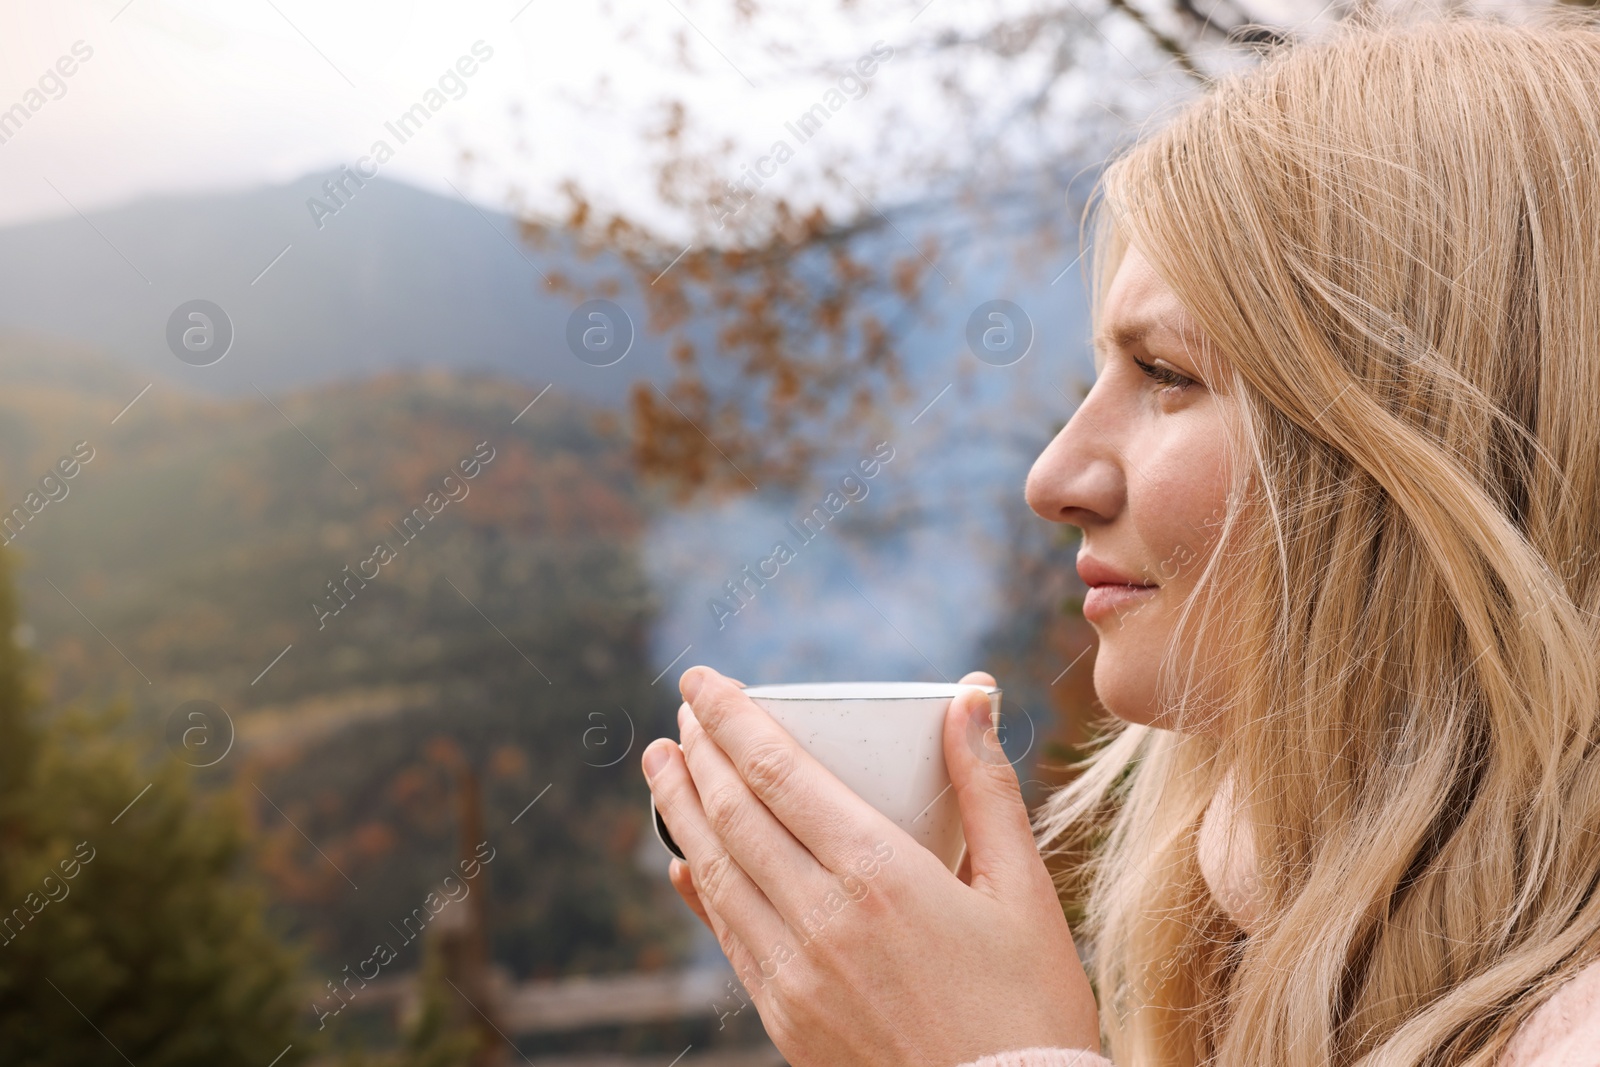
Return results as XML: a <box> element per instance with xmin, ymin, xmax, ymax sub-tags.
<box><xmin>739</xmin><ymin>681</ymin><xmax>1001</xmax><ymax>701</ymax></box>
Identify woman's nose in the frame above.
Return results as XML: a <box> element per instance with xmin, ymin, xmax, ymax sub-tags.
<box><xmin>1025</xmin><ymin>390</ymin><xmax>1127</xmax><ymax>525</ymax></box>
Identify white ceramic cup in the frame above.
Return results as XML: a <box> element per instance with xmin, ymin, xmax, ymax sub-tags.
<box><xmin>652</xmin><ymin>681</ymin><xmax>1001</xmax><ymax>872</ymax></box>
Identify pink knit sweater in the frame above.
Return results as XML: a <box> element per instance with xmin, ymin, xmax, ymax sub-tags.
<box><xmin>960</xmin><ymin>778</ymin><xmax>1600</xmax><ymax>1067</ymax></box>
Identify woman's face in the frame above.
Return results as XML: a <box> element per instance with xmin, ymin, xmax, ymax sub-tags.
<box><xmin>1025</xmin><ymin>243</ymin><xmax>1235</xmax><ymax>729</ymax></box>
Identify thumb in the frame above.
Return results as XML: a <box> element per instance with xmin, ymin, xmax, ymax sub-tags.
<box><xmin>944</xmin><ymin>686</ymin><xmax>1036</xmax><ymax>893</ymax></box>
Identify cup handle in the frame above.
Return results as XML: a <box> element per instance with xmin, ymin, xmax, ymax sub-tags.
<box><xmin>652</xmin><ymin>798</ymin><xmax>686</xmax><ymax>861</ymax></box>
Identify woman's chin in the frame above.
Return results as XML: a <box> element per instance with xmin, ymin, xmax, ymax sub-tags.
<box><xmin>1092</xmin><ymin>653</ymin><xmax>1163</xmax><ymax>727</ymax></box>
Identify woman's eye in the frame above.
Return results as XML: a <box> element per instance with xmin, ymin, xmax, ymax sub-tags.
<box><xmin>1132</xmin><ymin>355</ymin><xmax>1196</xmax><ymax>392</ymax></box>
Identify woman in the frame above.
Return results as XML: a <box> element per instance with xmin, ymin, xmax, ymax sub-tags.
<box><xmin>641</xmin><ymin>10</ymin><xmax>1600</xmax><ymax>1065</ymax></box>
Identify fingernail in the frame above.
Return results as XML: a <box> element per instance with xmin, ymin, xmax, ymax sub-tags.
<box><xmin>967</xmin><ymin>689</ymin><xmax>992</xmax><ymax>726</ymax></box>
<box><xmin>680</xmin><ymin>667</ymin><xmax>706</xmax><ymax>703</ymax></box>
<box><xmin>643</xmin><ymin>740</ymin><xmax>673</xmax><ymax>781</ymax></box>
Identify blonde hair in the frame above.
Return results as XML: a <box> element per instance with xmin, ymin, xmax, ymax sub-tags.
<box><xmin>1034</xmin><ymin>9</ymin><xmax>1600</xmax><ymax>1066</ymax></box>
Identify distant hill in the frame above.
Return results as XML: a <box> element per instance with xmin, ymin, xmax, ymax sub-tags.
<box><xmin>0</xmin><ymin>171</ymin><xmax>1098</xmax><ymax>418</ymax></box>
<box><xmin>0</xmin><ymin>175</ymin><xmax>672</xmax><ymax>405</ymax></box>
<box><xmin>0</xmin><ymin>335</ymin><xmax>690</xmax><ymax>983</ymax></box>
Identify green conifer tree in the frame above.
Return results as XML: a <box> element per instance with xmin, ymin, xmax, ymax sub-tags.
<box><xmin>0</xmin><ymin>548</ymin><xmax>308</xmax><ymax>1065</ymax></box>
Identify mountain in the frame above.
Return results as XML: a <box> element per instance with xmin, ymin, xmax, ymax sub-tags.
<box><xmin>0</xmin><ymin>175</ymin><xmax>672</xmax><ymax>405</ymax></box>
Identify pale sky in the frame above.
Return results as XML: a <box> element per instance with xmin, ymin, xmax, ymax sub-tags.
<box><xmin>0</xmin><ymin>0</ymin><xmax>1236</xmax><ymax>234</ymax></box>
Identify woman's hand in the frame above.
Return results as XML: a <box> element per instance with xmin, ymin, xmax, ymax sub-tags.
<box><xmin>641</xmin><ymin>665</ymin><xmax>1101</xmax><ymax>1066</ymax></box>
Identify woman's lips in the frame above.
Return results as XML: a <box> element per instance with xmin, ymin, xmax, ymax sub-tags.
<box><xmin>1082</xmin><ymin>583</ymin><xmax>1158</xmax><ymax>623</ymax></box>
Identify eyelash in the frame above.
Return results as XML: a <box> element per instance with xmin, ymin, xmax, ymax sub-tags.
<box><xmin>1132</xmin><ymin>355</ymin><xmax>1196</xmax><ymax>392</ymax></box>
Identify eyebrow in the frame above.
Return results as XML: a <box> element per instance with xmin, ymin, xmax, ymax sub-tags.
<box><xmin>1091</xmin><ymin>321</ymin><xmax>1157</xmax><ymax>355</ymax></box>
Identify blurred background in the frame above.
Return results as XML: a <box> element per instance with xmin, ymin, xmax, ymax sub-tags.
<box><xmin>0</xmin><ymin>0</ymin><xmax>1565</xmax><ymax>1063</ymax></box>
